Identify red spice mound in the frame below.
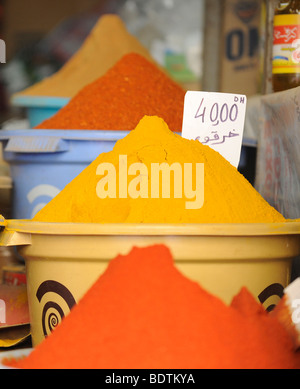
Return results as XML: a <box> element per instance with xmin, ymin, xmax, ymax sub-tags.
<box><xmin>35</xmin><ymin>53</ymin><xmax>185</xmax><ymax>131</ymax></box>
<box><xmin>7</xmin><ymin>245</ymin><xmax>300</xmax><ymax>369</ymax></box>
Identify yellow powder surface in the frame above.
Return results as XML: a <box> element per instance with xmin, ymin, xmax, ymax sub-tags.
<box><xmin>14</xmin><ymin>14</ymin><xmax>158</xmax><ymax>98</ymax></box>
<box><xmin>33</xmin><ymin>116</ymin><xmax>285</xmax><ymax>224</ymax></box>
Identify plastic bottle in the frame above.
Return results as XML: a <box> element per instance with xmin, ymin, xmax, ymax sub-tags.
<box><xmin>272</xmin><ymin>0</ymin><xmax>300</xmax><ymax>92</ymax></box>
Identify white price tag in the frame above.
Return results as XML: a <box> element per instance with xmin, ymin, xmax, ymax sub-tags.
<box><xmin>182</xmin><ymin>91</ymin><xmax>247</xmax><ymax>167</ymax></box>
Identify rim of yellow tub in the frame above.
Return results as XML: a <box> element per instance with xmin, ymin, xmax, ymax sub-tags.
<box><xmin>1</xmin><ymin>219</ymin><xmax>300</xmax><ymax>236</ymax></box>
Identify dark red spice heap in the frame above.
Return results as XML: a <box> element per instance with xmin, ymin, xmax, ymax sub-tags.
<box><xmin>35</xmin><ymin>53</ymin><xmax>186</xmax><ymax>131</ymax></box>
<box><xmin>5</xmin><ymin>245</ymin><xmax>300</xmax><ymax>369</ymax></box>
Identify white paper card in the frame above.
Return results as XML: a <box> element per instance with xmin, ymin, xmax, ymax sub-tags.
<box><xmin>182</xmin><ymin>91</ymin><xmax>247</xmax><ymax>167</ymax></box>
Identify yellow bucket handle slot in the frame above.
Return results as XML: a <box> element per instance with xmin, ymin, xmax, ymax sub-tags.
<box><xmin>0</xmin><ymin>216</ymin><xmax>31</xmax><ymax>246</ymax></box>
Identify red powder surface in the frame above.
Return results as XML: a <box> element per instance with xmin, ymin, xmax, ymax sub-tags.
<box><xmin>35</xmin><ymin>53</ymin><xmax>185</xmax><ymax>131</ymax></box>
<box><xmin>6</xmin><ymin>245</ymin><xmax>300</xmax><ymax>369</ymax></box>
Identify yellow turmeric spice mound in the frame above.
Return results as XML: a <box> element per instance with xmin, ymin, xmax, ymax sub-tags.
<box><xmin>33</xmin><ymin>116</ymin><xmax>285</xmax><ymax>223</ymax></box>
<box><xmin>14</xmin><ymin>14</ymin><xmax>158</xmax><ymax>98</ymax></box>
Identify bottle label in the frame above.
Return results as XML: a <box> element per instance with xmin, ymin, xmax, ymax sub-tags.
<box><xmin>272</xmin><ymin>14</ymin><xmax>300</xmax><ymax>74</ymax></box>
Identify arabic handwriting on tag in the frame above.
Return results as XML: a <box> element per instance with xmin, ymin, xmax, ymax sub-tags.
<box><xmin>195</xmin><ymin>129</ymin><xmax>239</xmax><ymax>145</ymax></box>
<box><xmin>181</xmin><ymin>91</ymin><xmax>247</xmax><ymax>168</ymax></box>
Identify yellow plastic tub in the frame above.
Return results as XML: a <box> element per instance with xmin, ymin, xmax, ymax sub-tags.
<box><xmin>1</xmin><ymin>219</ymin><xmax>300</xmax><ymax>346</ymax></box>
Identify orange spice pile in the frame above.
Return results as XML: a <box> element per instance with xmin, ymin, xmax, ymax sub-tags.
<box><xmin>35</xmin><ymin>53</ymin><xmax>185</xmax><ymax>132</ymax></box>
<box><xmin>5</xmin><ymin>245</ymin><xmax>300</xmax><ymax>369</ymax></box>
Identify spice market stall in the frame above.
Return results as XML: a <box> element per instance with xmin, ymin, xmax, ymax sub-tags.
<box><xmin>0</xmin><ymin>2</ymin><xmax>300</xmax><ymax>371</ymax></box>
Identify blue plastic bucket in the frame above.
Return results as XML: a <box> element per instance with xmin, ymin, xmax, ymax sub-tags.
<box><xmin>0</xmin><ymin>129</ymin><xmax>129</xmax><ymax>219</ymax></box>
<box><xmin>11</xmin><ymin>96</ymin><xmax>70</xmax><ymax>127</ymax></box>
